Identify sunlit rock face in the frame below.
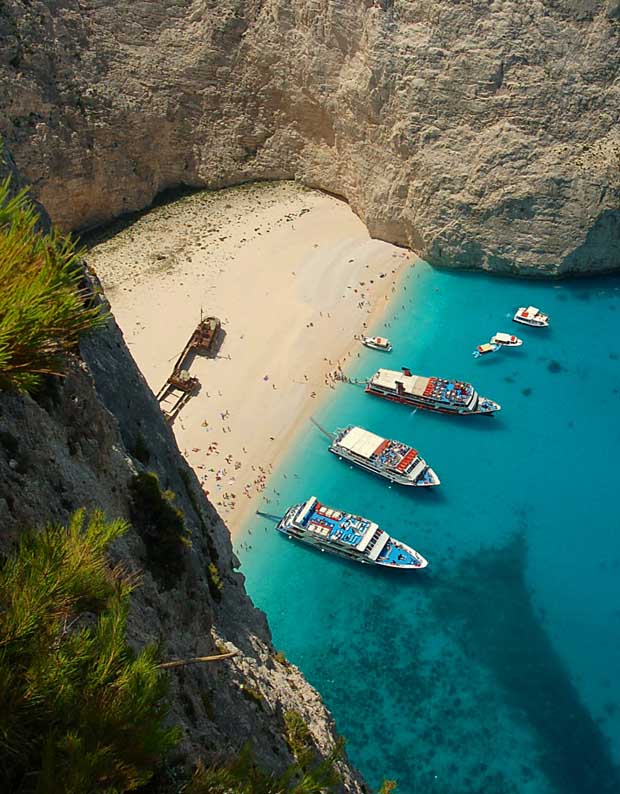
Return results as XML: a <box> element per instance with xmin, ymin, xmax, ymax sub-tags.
<box><xmin>1</xmin><ymin>0</ymin><xmax>619</xmax><ymax>274</ymax></box>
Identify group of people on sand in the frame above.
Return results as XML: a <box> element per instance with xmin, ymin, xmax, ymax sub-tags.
<box><xmin>191</xmin><ymin>263</ymin><xmax>407</xmax><ymax>515</ymax></box>
<box><xmin>198</xmin><ymin>446</ymin><xmax>274</xmax><ymax>512</ymax></box>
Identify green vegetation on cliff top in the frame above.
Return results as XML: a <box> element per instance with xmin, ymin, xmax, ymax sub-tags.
<box><xmin>0</xmin><ymin>176</ymin><xmax>105</xmax><ymax>392</ymax></box>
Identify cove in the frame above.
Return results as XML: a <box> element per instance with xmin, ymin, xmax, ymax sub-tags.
<box><xmin>237</xmin><ymin>260</ymin><xmax>620</xmax><ymax>794</ymax></box>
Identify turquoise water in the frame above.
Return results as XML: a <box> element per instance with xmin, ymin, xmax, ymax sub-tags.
<box><xmin>236</xmin><ymin>262</ymin><xmax>620</xmax><ymax>794</ymax></box>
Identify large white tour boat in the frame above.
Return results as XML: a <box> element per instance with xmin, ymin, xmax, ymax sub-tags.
<box><xmin>513</xmin><ymin>306</ymin><xmax>549</xmax><ymax>327</ymax></box>
<box><xmin>365</xmin><ymin>367</ymin><xmax>500</xmax><ymax>415</ymax></box>
<box><xmin>276</xmin><ymin>496</ymin><xmax>428</xmax><ymax>569</ymax></box>
<box><xmin>329</xmin><ymin>425</ymin><xmax>440</xmax><ymax>486</ymax></box>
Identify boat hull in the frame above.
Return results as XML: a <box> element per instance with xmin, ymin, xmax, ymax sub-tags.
<box><xmin>277</xmin><ymin>526</ymin><xmax>427</xmax><ymax>569</ymax></box>
<box><xmin>513</xmin><ymin>315</ymin><xmax>549</xmax><ymax>327</ymax></box>
<box><xmin>362</xmin><ymin>341</ymin><xmax>392</xmax><ymax>352</ymax></box>
<box><xmin>365</xmin><ymin>386</ymin><xmax>499</xmax><ymax>415</ymax></box>
<box><xmin>491</xmin><ymin>334</ymin><xmax>523</xmax><ymax>347</ymax></box>
<box><xmin>513</xmin><ymin>318</ymin><xmax>549</xmax><ymax>327</ymax></box>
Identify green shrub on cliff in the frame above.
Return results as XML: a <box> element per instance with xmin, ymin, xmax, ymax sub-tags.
<box><xmin>0</xmin><ymin>176</ymin><xmax>105</xmax><ymax>392</ymax></box>
<box><xmin>283</xmin><ymin>709</ymin><xmax>313</xmax><ymax>768</ymax></box>
<box><xmin>185</xmin><ymin>740</ymin><xmax>342</xmax><ymax>794</ymax></box>
<box><xmin>0</xmin><ymin>509</ymin><xmax>179</xmax><ymax>793</ymax></box>
<box><xmin>129</xmin><ymin>472</ymin><xmax>190</xmax><ymax>588</ymax></box>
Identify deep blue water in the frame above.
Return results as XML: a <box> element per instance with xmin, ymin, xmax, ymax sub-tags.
<box><xmin>236</xmin><ymin>262</ymin><xmax>620</xmax><ymax>794</ymax></box>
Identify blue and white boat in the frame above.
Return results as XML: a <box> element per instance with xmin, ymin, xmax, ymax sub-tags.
<box><xmin>276</xmin><ymin>496</ymin><xmax>428</xmax><ymax>570</ymax></box>
<box><xmin>472</xmin><ymin>342</ymin><xmax>500</xmax><ymax>359</ymax></box>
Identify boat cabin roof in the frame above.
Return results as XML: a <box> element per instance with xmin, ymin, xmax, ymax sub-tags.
<box><xmin>494</xmin><ymin>332</ymin><xmax>514</xmax><ymax>342</ymax></box>
<box><xmin>370</xmin><ymin>369</ymin><xmax>473</xmax><ymax>403</ymax></box>
<box><xmin>337</xmin><ymin>426</ymin><xmax>420</xmax><ymax>472</ymax></box>
<box><xmin>478</xmin><ymin>343</ymin><xmax>494</xmax><ymax>353</ymax></box>
<box><xmin>519</xmin><ymin>306</ymin><xmax>540</xmax><ymax>317</ymax></box>
<box><xmin>338</xmin><ymin>426</ymin><xmax>386</xmax><ymax>459</ymax></box>
<box><xmin>370</xmin><ymin>368</ymin><xmax>428</xmax><ymax>395</ymax></box>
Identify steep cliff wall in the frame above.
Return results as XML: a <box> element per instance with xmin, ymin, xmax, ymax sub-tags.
<box><xmin>1</xmin><ymin>0</ymin><xmax>619</xmax><ymax>275</ymax></box>
<box><xmin>0</xmin><ymin>285</ymin><xmax>365</xmax><ymax>791</ymax></box>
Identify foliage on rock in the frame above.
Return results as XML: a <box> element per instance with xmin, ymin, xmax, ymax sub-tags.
<box><xmin>0</xmin><ymin>509</ymin><xmax>179</xmax><ymax>793</ymax></box>
<box><xmin>0</xmin><ymin>175</ymin><xmax>105</xmax><ymax>392</ymax></box>
<box><xmin>129</xmin><ymin>472</ymin><xmax>190</xmax><ymax>589</ymax></box>
<box><xmin>184</xmin><ymin>741</ymin><xmax>342</xmax><ymax>794</ymax></box>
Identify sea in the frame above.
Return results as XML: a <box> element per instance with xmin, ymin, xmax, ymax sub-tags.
<box><xmin>235</xmin><ymin>260</ymin><xmax>620</xmax><ymax>794</ymax></box>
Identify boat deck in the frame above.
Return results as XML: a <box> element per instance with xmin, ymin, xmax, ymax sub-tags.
<box><xmin>377</xmin><ymin>541</ymin><xmax>419</xmax><ymax>567</ymax></box>
<box><xmin>369</xmin><ymin>369</ymin><xmax>473</xmax><ymax>405</ymax></box>
<box><xmin>281</xmin><ymin>497</ymin><xmax>427</xmax><ymax>569</ymax></box>
<box><xmin>336</xmin><ymin>427</ymin><xmax>419</xmax><ymax>473</ymax></box>
<box><xmin>371</xmin><ymin>439</ymin><xmax>420</xmax><ymax>473</ymax></box>
<box><xmin>421</xmin><ymin>377</ymin><xmax>473</xmax><ymax>404</ymax></box>
<box><xmin>300</xmin><ymin>502</ymin><xmax>375</xmax><ymax>548</ymax></box>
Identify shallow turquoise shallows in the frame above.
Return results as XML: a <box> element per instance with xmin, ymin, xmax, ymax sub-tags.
<box><xmin>236</xmin><ymin>261</ymin><xmax>620</xmax><ymax>794</ymax></box>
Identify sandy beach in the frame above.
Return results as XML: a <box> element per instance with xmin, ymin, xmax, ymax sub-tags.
<box><xmin>86</xmin><ymin>182</ymin><xmax>411</xmax><ymax>533</ymax></box>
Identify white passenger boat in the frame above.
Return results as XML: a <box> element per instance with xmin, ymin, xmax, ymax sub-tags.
<box><xmin>491</xmin><ymin>332</ymin><xmax>523</xmax><ymax>347</ymax></box>
<box><xmin>329</xmin><ymin>425</ymin><xmax>440</xmax><ymax>486</ymax></box>
<box><xmin>513</xmin><ymin>306</ymin><xmax>549</xmax><ymax>327</ymax></box>
<box><xmin>366</xmin><ymin>367</ymin><xmax>500</xmax><ymax>415</ymax></box>
<box><xmin>362</xmin><ymin>335</ymin><xmax>392</xmax><ymax>352</ymax></box>
<box><xmin>276</xmin><ymin>496</ymin><xmax>428</xmax><ymax>569</ymax></box>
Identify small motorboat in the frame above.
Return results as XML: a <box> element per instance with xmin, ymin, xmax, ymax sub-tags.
<box><xmin>362</xmin><ymin>336</ymin><xmax>392</xmax><ymax>352</ymax></box>
<box><xmin>513</xmin><ymin>306</ymin><xmax>549</xmax><ymax>327</ymax></box>
<box><xmin>472</xmin><ymin>342</ymin><xmax>500</xmax><ymax>359</ymax></box>
<box><xmin>491</xmin><ymin>332</ymin><xmax>523</xmax><ymax>347</ymax></box>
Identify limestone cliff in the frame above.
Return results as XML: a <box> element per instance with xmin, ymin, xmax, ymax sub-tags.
<box><xmin>0</xmin><ymin>283</ymin><xmax>365</xmax><ymax>791</ymax></box>
<box><xmin>1</xmin><ymin>0</ymin><xmax>619</xmax><ymax>275</ymax></box>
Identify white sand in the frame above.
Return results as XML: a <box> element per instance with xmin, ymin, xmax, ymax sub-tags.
<box><xmin>87</xmin><ymin>182</ymin><xmax>410</xmax><ymax>533</ymax></box>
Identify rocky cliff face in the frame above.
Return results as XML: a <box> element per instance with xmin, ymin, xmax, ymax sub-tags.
<box><xmin>0</xmin><ymin>287</ymin><xmax>365</xmax><ymax>791</ymax></box>
<box><xmin>1</xmin><ymin>0</ymin><xmax>619</xmax><ymax>275</ymax></box>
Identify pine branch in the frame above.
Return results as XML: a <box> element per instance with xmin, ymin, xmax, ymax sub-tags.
<box><xmin>158</xmin><ymin>651</ymin><xmax>237</xmax><ymax>669</ymax></box>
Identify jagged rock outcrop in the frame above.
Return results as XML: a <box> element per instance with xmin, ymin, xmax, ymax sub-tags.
<box><xmin>0</xmin><ymin>292</ymin><xmax>365</xmax><ymax>791</ymax></box>
<box><xmin>1</xmin><ymin>0</ymin><xmax>619</xmax><ymax>275</ymax></box>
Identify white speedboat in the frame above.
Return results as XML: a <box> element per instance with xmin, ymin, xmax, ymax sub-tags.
<box><xmin>362</xmin><ymin>336</ymin><xmax>392</xmax><ymax>352</ymax></box>
<box><xmin>472</xmin><ymin>342</ymin><xmax>500</xmax><ymax>359</ymax></box>
<box><xmin>513</xmin><ymin>306</ymin><xmax>549</xmax><ymax>327</ymax></box>
<box><xmin>491</xmin><ymin>332</ymin><xmax>523</xmax><ymax>347</ymax></box>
